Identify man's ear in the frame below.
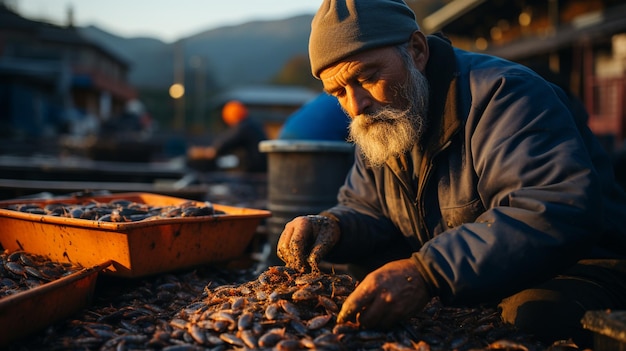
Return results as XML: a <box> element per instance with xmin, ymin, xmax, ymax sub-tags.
<box><xmin>409</xmin><ymin>31</ymin><xmax>429</xmax><ymax>72</ymax></box>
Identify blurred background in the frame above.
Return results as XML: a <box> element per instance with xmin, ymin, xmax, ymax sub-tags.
<box><xmin>0</xmin><ymin>0</ymin><xmax>625</xmax><ymax>198</ymax></box>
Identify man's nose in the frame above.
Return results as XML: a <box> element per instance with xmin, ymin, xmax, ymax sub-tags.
<box><xmin>344</xmin><ymin>86</ymin><xmax>373</xmax><ymax>117</ymax></box>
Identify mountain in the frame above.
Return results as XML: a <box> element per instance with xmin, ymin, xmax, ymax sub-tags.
<box><xmin>79</xmin><ymin>14</ymin><xmax>314</xmax><ymax>90</ymax></box>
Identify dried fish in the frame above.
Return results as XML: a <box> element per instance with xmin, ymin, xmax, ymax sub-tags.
<box><xmin>3</xmin><ymin>198</ymin><xmax>224</xmax><ymax>223</ymax></box>
<box><xmin>5</xmin><ymin>260</ymin><xmax>552</xmax><ymax>351</ymax></box>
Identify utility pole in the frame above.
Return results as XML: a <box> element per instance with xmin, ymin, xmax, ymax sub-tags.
<box><xmin>190</xmin><ymin>55</ymin><xmax>206</xmax><ymax>130</ymax></box>
<box><xmin>171</xmin><ymin>40</ymin><xmax>186</xmax><ymax>130</ymax></box>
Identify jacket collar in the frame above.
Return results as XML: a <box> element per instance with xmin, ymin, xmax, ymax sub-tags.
<box><xmin>420</xmin><ymin>33</ymin><xmax>461</xmax><ymax>159</ymax></box>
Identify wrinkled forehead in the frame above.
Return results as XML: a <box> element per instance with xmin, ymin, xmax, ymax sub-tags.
<box><xmin>320</xmin><ymin>46</ymin><xmax>404</xmax><ymax>91</ymax></box>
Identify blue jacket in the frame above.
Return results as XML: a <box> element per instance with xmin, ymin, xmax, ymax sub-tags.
<box><xmin>322</xmin><ymin>35</ymin><xmax>626</xmax><ymax>305</ymax></box>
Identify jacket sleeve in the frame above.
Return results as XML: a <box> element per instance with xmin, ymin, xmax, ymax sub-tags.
<box><xmin>414</xmin><ymin>70</ymin><xmax>604</xmax><ymax>304</ymax></box>
<box><xmin>211</xmin><ymin>123</ymin><xmax>248</xmax><ymax>155</ymax></box>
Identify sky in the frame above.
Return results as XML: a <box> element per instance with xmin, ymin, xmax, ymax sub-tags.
<box><xmin>14</xmin><ymin>0</ymin><xmax>323</xmax><ymax>43</ymax></box>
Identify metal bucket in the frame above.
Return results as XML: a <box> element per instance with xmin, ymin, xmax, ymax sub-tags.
<box><xmin>259</xmin><ymin>140</ymin><xmax>354</xmax><ymax>264</ymax></box>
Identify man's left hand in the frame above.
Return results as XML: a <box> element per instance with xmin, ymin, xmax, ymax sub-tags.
<box><xmin>337</xmin><ymin>258</ymin><xmax>431</xmax><ymax>329</ymax></box>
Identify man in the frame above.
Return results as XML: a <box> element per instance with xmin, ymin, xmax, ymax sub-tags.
<box><xmin>276</xmin><ymin>0</ymin><xmax>626</xmax><ymax>346</ymax></box>
<box><xmin>188</xmin><ymin>100</ymin><xmax>267</xmax><ymax>173</ymax></box>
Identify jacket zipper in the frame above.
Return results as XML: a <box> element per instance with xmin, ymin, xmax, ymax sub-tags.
<box><xmin>416</xmin><ymin>140</ymin><xmax>453</xmax><ymax>241</ymax></box>
<box><xmin>392</xmin><ymin>167</ymin><xmax>422</xmax><ymax>248</ymax></box>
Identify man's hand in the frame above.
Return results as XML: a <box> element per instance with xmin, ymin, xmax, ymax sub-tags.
<box><xmin>337</xmin><ymin>258</ymin><xmax>430</xmax><ymax>329</ymax></box>
<box><xmin>276</xmin><ymin>215</ymin><xmax>340</xmax><ymax>273</ymax></box>
<box><xmin>187</xmin><ymin>146</ymin><xmax>217</xmax><ymax>160</ymax></box>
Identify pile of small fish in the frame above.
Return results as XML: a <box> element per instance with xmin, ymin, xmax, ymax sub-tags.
<box><xmin>166</xmin><ymin>266</ymin><xmax>545</xmax><ymax>351</ymax></box>
<box><xmin>6</xmin><ymin>264</ymin><xmax>259</xmax><ymax>351</ymax></box>
<box><xmin>5</xmin><ymin>263</ymin><xmax>571</xmax><ymax>351</ymax></box>
<box><xmin>3</xmin><ymin>198</ymin><xmax>224</xmax><ymax>222</ymax></box>
<box><xmin>0</xmin><ymin>250</ymin><xmax>83</xmax><ymax>298</ymax></box>
<box><xmin>171</xmin><ymin>265</ymin><xmax>390</xmax><ymax>350</ymax></box>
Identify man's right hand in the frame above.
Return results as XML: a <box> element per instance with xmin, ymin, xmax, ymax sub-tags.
<box><xmin>187</xmin><ymin>146</ymin><xmax>217</xmax><ymax>160</ymax></box>
<box><xmin>276</xmin><ymin>215</ymin><xmax>340</xmax><ymax>273</ymax></box>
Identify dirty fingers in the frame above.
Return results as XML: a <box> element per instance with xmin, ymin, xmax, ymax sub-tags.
<box><xmin>306</xmin><ymin>215</ymin><xmax>340</xmax><ymax>273</ymax></box>
<box><xmin>338</xmin><ymin>258</ymin><xmax>431</xmax><ymax>329</ymax></box>
<box><xmin>276</xmin><ymin>215</ymin><xmax>340</xmax><ymax>273</ymax></box>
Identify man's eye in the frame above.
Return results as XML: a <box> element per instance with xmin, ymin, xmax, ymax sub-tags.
<box><xmin>359</xmin><ymin>74</ymin><xmax>376</xmax><ymax>85</ymax></box>
<box><xmin>333</xmin><ymin>88</ymin><xmax>346</xmax><ymax>98</ymax></box>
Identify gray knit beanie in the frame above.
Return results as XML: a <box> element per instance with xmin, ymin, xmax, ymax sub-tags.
<box><xmin>309</xmin><ymin>0</ymin><xmax>419</xmax><ymax>79</ymax></box>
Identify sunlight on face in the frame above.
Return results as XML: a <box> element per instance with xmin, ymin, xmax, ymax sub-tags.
<box><xmin>347</xmin><ymin>49</ymin><xmax>430</xmax><ymax>167</ymax></box>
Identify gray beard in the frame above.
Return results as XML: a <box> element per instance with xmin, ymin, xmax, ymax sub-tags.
<box><xmin>347</xmin><ymin>65</ymin><xmax>430</xmax><ymax>168</ymax></box>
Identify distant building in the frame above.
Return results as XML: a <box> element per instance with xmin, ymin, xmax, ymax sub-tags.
<box><xmin>0</xmin><ymin>4</ymin><xmax>136</xmax><ymax>138</ymax></box>
<box><xmin>422</xmin><ymin>0</ymin><xmax>626</xmax><ymax>150</ymax></box>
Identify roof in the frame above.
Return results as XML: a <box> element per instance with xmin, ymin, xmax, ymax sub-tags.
<box><xmin>213</xmin><ymin>85</ymin><xmax>318</xmax><ymax>107</ymax></box>
<box><xmin>422</xmin><ymin>0</ymin><xmax>487</xmax><ymax>34</ymax></box>
<box><xmin>0</xmin><ymin>4</ymin><xmax>130</xmax><ymax>68</ymax></box>
<box><xmin>484</xmin><ymin>3</ymin><xmax>626</xmax><ymax>61</ymax></box>
<box><xmin>423</xmin><ymin>0</ymin><xmax>626</xmax><ymax>61</ymax></box>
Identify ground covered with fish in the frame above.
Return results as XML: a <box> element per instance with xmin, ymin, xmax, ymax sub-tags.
<box><xmin>6</xmin><ymin>263</ymin><xmax>584</xmax><ymax>351</ymax></box>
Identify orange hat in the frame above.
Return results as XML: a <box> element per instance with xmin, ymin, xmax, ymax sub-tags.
<box><xmin>222</xmin><ymin>100</ymin><xmax>248</xmax><ymax>126</ymax></box>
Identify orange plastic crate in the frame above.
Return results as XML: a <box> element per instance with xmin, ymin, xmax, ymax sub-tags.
<box><xmin>0</xmin><ymin>192</ymin><xmax>271</xmax><ymax>278</ymax></box>
<box><xmin>0</xmin><ymin>260</ymin><xmax>111</xmax><ymax>346</ymax></box>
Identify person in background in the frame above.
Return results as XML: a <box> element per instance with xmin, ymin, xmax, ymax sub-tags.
<box><xmin>276</xmin><ymin>0</ymin><xmax>626</xmax><ymax>347</ymax></box>
<box><xmin>188</xmin><ymin>100</ymin><xmax>267</xmax><ymax>173</ymax></box>
<box><xmin>278</xmin><ymin>92</ymin><xmax>350</xmax><ymax>141</ymax></box>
